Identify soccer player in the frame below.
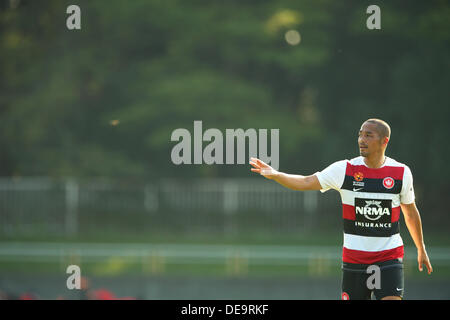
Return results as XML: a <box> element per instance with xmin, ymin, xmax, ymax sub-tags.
<box><xmin>249</xmin><ymin>118</ymin><xmax>432</xmax><ymax>300</ymax></box>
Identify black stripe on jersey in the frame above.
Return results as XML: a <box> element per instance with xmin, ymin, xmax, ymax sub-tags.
<box><xmin>343</xmin><ymin>219</ymin><xmax>400</xmax><ymax>237</ymax></box>
<box><xmin>341</xmin><ymin>176</ymin><xmax>403</xmax><ymax>194</ymax></box>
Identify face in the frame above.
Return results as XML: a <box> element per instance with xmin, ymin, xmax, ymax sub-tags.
<box><xmin>358</xmin><ymin>122</ymin><xmax>386</xmax><ymax>157</ymax></box>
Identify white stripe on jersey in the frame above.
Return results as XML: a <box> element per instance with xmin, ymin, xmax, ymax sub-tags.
<box><xmin>340</xmin><ymin>189</ymin><xmax>401</xmax><ymax>207</ymax></box>
<box><xmin>343</xmin><ymin>233</ymin><xmax>403</xmax><ymax>252</ymax></box>
<box><xmin>351</xmin><ymin>156</ymin><xmax>405</xmax><ymax>168</ymax></box>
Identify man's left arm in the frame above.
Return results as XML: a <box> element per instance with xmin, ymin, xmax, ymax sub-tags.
<box><xmin>400</xmin><ymin>202</ymin><xmax>433</xmax><ymax>274</ymax></box>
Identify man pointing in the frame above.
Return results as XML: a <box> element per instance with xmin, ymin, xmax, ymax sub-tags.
<box><xmin>250</xmin><ymin>118</ymin><xmax>432</xmax><ymax>300</ymax></box>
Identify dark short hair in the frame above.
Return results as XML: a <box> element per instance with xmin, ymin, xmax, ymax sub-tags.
<box><xmin>364</xmin><ymin>119</ymin><xmax>391</xmax><ymax>140</ymax></box>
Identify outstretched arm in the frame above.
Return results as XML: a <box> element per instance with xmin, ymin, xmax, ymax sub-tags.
<box><xmin>249</xmin><ymin>157</ymin><xmax>322</xmax><ymax>191</ymax></box>
<box><xmin>401</xmin><ymin>202</ymin><xmax>433</xmax><ymax>274</ymax></box>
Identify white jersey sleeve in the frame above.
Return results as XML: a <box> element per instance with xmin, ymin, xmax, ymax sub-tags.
<box><xmin>314</xmin><ymin>160</ymin><xmax>347</xmax><ymax>193</ymax></box>
<box><xmin>400</xmin><ymin>165</ymin><xmax>415</xmax><ymax>204</ymax></box>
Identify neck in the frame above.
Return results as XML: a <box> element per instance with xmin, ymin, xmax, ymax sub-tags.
<box><xmin>363</xmin><ymin>153</ymin><xmax>386</xmax><ymax>169</ymax></box>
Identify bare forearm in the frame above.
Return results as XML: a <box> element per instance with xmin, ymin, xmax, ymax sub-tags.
<box><xmin>273</xmin><ymin>172</ymin><xmax>316</xmax><ymax>191</ymax></box>
<box><xmin>401</xmin><ymin>202</ymin><xmax>433</xmax><ymax>274</ymax></box>
<box><xmin>250</xmin><ymin>158</ymin><xmax>322</xmax><ymax>191</ymax></box>
<box><xmin>404</xmin><ymin>209</ymin><xmax>426</xmax><ymax>251</ymax></box>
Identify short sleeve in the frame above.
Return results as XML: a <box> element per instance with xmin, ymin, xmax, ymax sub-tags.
<box><xmin>314</xmin><ymin>160</ymin><xmax>347</xmax><ymax>193</ymax></box>
<box><xmin>400</xmin><ymin>165</ymin><xmax>415</xmax><ymax>204</ymax></box>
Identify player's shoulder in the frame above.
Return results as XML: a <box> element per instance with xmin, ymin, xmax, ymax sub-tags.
<box><xmin>330</xmin><ymin>158</ymin><xmax>351</xmax><ymax>168</ymax></box>
<box><xmin>319</xmin><ymin>158</ymin><xmax>349</xmax><ymax>174</ymax></box>
<box><xmin>385</xmin><ymin>156</ymin><xmax>410</xmax><ymax>168</ymax></box>
<box><xmin>348</xmin><ymin>156</ymin><xmax>364</xmax><ymax>166</ymax></box>
<box><xmin>385</xmin><ymin>156</ymin><xmax>413</xmax><ymax>176</ymax></box>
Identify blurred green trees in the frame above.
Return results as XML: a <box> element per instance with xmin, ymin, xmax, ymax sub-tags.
<box><xmin>0</xmin><ymin>0</ymin><xmax>449</xmax><ymax>218</ymax></box>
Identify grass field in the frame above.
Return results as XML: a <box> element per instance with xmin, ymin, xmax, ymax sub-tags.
<box><xmin>1</xmin><ymin>230</ymin><xmax>449</xmax><ymax>279</ymax></box>
<box><xmin>1</xmin><ymin>231</ymin><xmax>449</xmax><ymax>299</ymax></box>
<box><xmin>2</xmin><ymin>227</ymin><xmax>449</xmax><ymax>245</ymax></box>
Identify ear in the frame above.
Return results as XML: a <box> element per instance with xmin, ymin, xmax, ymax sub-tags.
<box><xmin>383</xmin><ymin>137</ymin><xmax>389</xmax><ymax>146</ymax></box>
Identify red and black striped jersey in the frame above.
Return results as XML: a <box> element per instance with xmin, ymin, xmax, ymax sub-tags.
<box><xmin>315</xmin><ymin>156</ymin><xmax>415</xmax><ymax>264</ymax></box>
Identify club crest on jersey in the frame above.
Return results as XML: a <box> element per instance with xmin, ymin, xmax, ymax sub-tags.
<box><xmin>353</xmin><ymin>172</ymin><xmax>364</xmax><ymax>182</ymax></box>
<box><xmin>383</xmin><ymin>177</ymin><xmax>395</xmax><ymax>189</ymax></box>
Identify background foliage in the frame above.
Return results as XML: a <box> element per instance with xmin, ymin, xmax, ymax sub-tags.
<box><xmin>0</xmin><ymin>0</ymin><xmax>449</xmax><ymax>225</ymax></box>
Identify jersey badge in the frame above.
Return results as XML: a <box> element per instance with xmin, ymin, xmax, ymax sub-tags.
<box><xmin>383</xmin><ymin>177</ymin><xmax>395</xmax><ymax>189</ymax></box>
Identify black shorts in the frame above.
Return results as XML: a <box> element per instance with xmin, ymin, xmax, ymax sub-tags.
<box><xmin>341</xmin><ymin>259</ymin><xmax>404</xmax><ymax>300</ymax></box>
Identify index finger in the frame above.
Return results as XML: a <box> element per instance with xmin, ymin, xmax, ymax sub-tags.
<box><xmin>251</xmin><ymin>157</ymin><xmax>269</xmax><ymax>167</ymax></box>
<box><xmin>249</xmin><ymin>161</ymin><xmax>260</xmax><ymax>169</ymax></box>
<box><xmin>425</xmin><ymin>260</ymin><xmax>433</xmax><ymax>274</ymax></box>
